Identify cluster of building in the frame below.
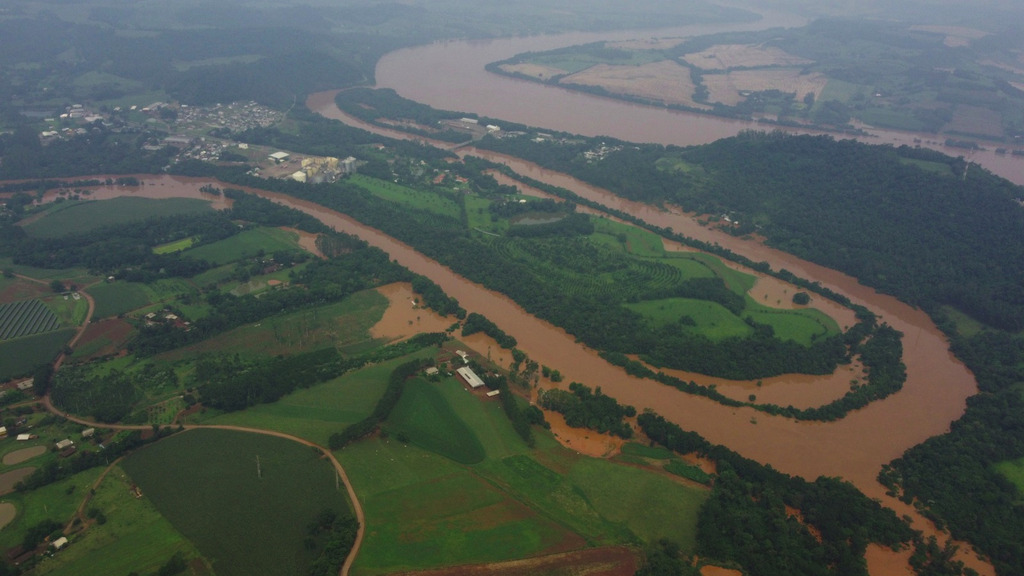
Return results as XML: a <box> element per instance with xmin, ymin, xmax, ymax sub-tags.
<box><xmin>170</xmin><ymin>101</ymin><xmax>282</xmax><ymax>133</ymax></box>
<box><xmin>265</xmin><ymin>151</ymin><xmax>358</xmax><ymax>183</ymax></box>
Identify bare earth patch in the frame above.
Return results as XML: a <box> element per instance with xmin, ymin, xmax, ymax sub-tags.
<box><xmin>74</xmin><ymin>318</ymin><xmax>134</xmax><ymax>360</ymax></box>
<box><xmin>560</xmin><ymin>60</ymin><xmax>710</xmax><ymax>109</ymax></box>
<box><xmin>0</xmin><ymin>468</ymin><xmax>35</xmax><ymax>495</ymax></box>
<box><xmin>681</xmin><ymin>43</ymin><xmax>813</xmax><ymax>71</ymax></box>
<box><xmin>498</xmin><ymin>62</ymin><xmax>569</xmax><ymax>80</ymax></box>
<box><xmin>945</xmin><ymin>104</ymin><xmax>1005</xmax><ymax>138</ymax></box>
<box><xmin>0</xmin><ymin>503</ymin><xmax>15</xmax><ymax>531</ymax></box>
<box><xmin>388</xmin><ymin>546</ymin><xmax>638</xmax><ymax>576</ymax></box>
<box><xmin>700</xmin><ymin>566</ymin><xmax>743</xmax><ymax>576</ymax></box>
<box><xmin>543</xmin><ymin>409</ymin><xmax>624</xmax><ymax>458</ymax></box>
<box><xmin>3</xmin><ymin>446</ymin><xmax>46</xmax><ymax>466</ymax></box>
<box><xmin>703</xmin><ymin>69</ymin><xmax>827</xmax><ymax>106</ymax></box>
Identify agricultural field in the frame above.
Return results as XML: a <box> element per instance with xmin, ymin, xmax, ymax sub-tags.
<box><xmin>0</xmin><ymin>329</ymin><xmax>75</xmax><ymax>380</ymax></box>
<box><xmin>157</xmin><ymin>288</ymin><xmax>389</xmax><ymax>361</ymax></box>
<box><xmin>339</xmin><ymin>375</ymin><xmax>709</xmax><ymax>575</ymax></box>
<box><xmin>30</xmin><ymin>465</ymin><xmax>207</xmax><ymax>576</ymax></box>
<box><xmin>204</xmin><ymin>351</ymin><xmax>434</xmax><ymax>446</ymax></box>
<box><xmin>0</xmin><ymin>467</ymin><xmax>105</xmax><ymax>551</ymax></box>
<box><xmin>384</xmin><ymin>378</ymin><xmax>486</xmax><ymax>464</ymax></box>
<box><xmin>0</xmin><ymin>299</ymin><xmax>61</xmax><ymax>340</ymax></box>
<box><xmin>89</xmin><ymin>282</ymin><xmax>154</xmax><ymax>319</ymax></box>
<box><xmin>152</xmin><ymin>236</ymin><xmax>197</xmax><ymax>255</ymax></box>
<box><xmin>183</xmin><ymin>227</ymin><xmax>303</xmax><ymax>266</ymax></box>
<box><xmin>22</xmin><ymin>197</ymin><xmax>215</xmax><ymax>239</ymax></box>
<box><xmin>68</xmin><ymin>319</ymin><xmax>135</xmax><ymax>361</ymax></box>
<box><xmin>702</xmin><ymin>69</ymin><xmax>828</xmax><ymax>107</ymax></box>
<box><xmin>122</xmin><ymin>429</ymin><xmax>353</xmax><ymax>576</ymax></box>
<box><xmin>0</xmin><ymin>277</ymin><xmax>49</xmax><ymax>304</ymax></box>
<box><xmin>680</xmin><ymin>43</ymin><xmax>813</xmax><ymax>70</ymax></box>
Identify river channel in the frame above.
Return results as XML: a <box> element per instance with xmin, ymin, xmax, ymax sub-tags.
<box><xmin>373</xmin><ymin>14</ymin><xmax>1024</xmax><ymax>185</ymax></box>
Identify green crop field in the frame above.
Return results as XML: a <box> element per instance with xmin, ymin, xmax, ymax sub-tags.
<box><xmin>340</xmin><ymin>439</ymin><xmax>578</xmax><ymax>575</ymax></box>
<box><xmin>184</xmin><ymin>227</ymin><xmax>302</xmax><ymax>266</ymax></box>
<box><xmin>0</xmin><ymin>328</ymin><xmax>75</xmax><ymax>380</ymax></box>
<box><xmin>592</xmin><ymin>218</ymin><xmax>665</xmax><ymax>257</ymax></box>
<box><xmin>121</xmin><ymin>429</ymin><xmax>352</xmax><ymax>576</ymax></box>
<box><xmin>205</xmin><ymin>350</ymin><xmax>434</xmax><ymax>446</ymax></box>
<box><xmin>158</xmin><ymin>289</ymin><xmax>388</xmax><ymax>361</ymax></box>
<box><xmin>0</xmin><ymin>257</ymin><xmax>95</xmax><ymax>284</ymax></box>
<box><xmin>32</xmin><ymin>465</ymin><xmax>205</xmax><ymax>576</ymax></box>
<box><xmin>349</xmin><ymin>174</ymin><xmax>460</xmax><ymax>217</ymax></box>
<box><xmin>89</xmin><ymin>282</ymin><xmax>153</xmax><ymax>318</ymax></box>
<box><xmin>23</xmin><ymin>197</ymin><xmax>215</xmax><ymax>239</ymax></box>
<box><xmin>385</xmin><ymin>378</ymin><xmax>486</xmax><ymax>464</ymax></box>
<box><xmin>465</xmin><ymin>195</ymin><xmax>498</xmax><ymax>233</ymax></box>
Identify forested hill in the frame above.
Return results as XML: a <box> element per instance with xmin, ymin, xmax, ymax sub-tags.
<box><xmin>480</xmin><ymin>131</ymin><xmax>1024</xmax><ymax>330</ymax></box>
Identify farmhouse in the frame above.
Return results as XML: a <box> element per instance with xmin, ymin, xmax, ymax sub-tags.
<box><xmin>424</xmin><ymin>367</ymin><xmax>439</xmax><ymax>376</ymax></box>
<box><xmin>16</xmin><ymin>379</ymin><xmax>34</xmax><ymax>391</ymax></box>
<box><xmin>16</xmin><ymin>434</ymin><xmax>31</xmax><ymax>441</ymax></box>
<box><xmin>55</xmin><ymin>439</ymin><xmax>74</xmax><ymax>450</ymax></box>
<box><xmin>486</xmin><ymin>389</ymin><xmax>501</xmax><ymax>397</ymax></box>
<box><xmin>82</xmin><ymin>428</ymin><xmax>95</xmax><ymax>439</ymax></box>
<box><xmin>456</xmin><ymin>366</ymin><xmax>486</xmax><ymax>389</ymax></box>
<box><xmin>51</xmin><ymin>537</ymin><xmax>68</xmax><ymax>551</ymax></box>
<box><xmin>269</xmin><ymin>151</ymin><xmax>290</xmax><ymax>163</ymax></box>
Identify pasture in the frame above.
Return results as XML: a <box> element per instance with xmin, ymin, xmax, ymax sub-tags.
<box><xmin>204</xmin><ymin>350</ymin><xmax>435</xmax><ymax>446</ymax></box>
<box><xmin>0</xmin><ymin>468</ymin><xmax>105</xmax><ymax>551</ymax></box>
<box><xmin>627</xmin><ymin>297</ymin><xmax>753</xmax><ymax>340</ymax></box>
<box><xmin>32</xmin><ymin>465</ymin><xmax>205</xmax><ymax>576</ymax></box>
<box><xmin>23</xmin><ymin>197</ymin><xmax>214</xmax><ymax>239</ymax></box>
<box><xmin>743</xmin><ymin>302</ymin><xmax>839</xmax><ymax>345</ymax></box>
<box><xmin>183</xmin><ymin>227</ymin><xmax>302</xmax><ymax>266</ymax></box>
<box><xmin>122</xmin><ymin>429</ymin><xmax>352</xmax><ymax>576</ymax></box>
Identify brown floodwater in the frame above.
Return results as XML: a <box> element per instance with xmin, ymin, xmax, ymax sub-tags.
<box><xmin>19</xmin><ymin>171</ymin><xmax>987</xmax><ymax>573</ymax></box>
<box><xmin>369</xmin><ymin>21</ymin><xmax>1024</xmax><ymax>185</ymax></box>
<box><xmin>369</xmin><ymin>282</ymin><xmax>453</xmax><ymax>342</ymax></box>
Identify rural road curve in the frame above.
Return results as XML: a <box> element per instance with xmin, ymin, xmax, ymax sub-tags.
<box><xmin>40</xmin><ymin>398</ymin><xmax>366</xmax><ymax>576</ymax></box>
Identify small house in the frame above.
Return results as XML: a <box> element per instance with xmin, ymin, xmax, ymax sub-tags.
<box><xmin>81</xmin><ymin>428</ymin><xmax>95</xmax><ymax>439</ymax></box>
<box><xmin>486</xmin><ymin>390</ymin><xmax>501</xmax><ymax>397</ymax></box>
<box><xmin>16</xmin><ymin>379</ymin><xmax>34</xmax><ymax>391</ymax></box>
<box><xmin>16</xmin><ymin>434</ymin><xmax>31</xmax><ymax>441</ymax></box>
<box><xmin>51</xmin><ymin>537</ymin><xmax>68</xmax><ymax>551</ymax></box>
<box><xmin>55</xmin><ymin>439</ymin><xmax>74</xmax><ymax>451</ymax></box>
<box><xmin>424</xmin><ymin>367</ymin><xmax>439</xmax><ymax>376</ymax></box>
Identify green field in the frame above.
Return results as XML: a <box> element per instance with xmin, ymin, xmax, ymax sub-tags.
<box><xmin>349</xmin><ymin>174</ymin><xmax>461</xmax><ymax>217</ymax></box>
<box><xmin>184</xmin><ymin>227</ymin><xmax>302</xmax><ymax>265</ymax></box>
<box><xmin>0</xmin><ymin>257</ymin><xmax>96</xmax><ymax>284</ymax></box>
<box><xmin>0</xmin><ymin>468</ymin><xmax>105</xmax><ymax>551</ymax></box>
<box><xmin>627</xmin><ymin>298</ymin><xmax>753</xmax><ymax>340</ymax></box>
<box><xmin>743</xmin><ymin>303</ymin><xmax>839</xmax><ymax>345</ymax></box>
<box><xmin>385</xmin><ymin>378</ymin><xmax>486</xmax><ymax>464</ymax></box>
<box><xmin>0</xmin><ymin>328</ymin><xmax>75</xmax><ymax>380</ymax></box>
<box><xmin>158</xmin><ymin>289</ymin><xmax>388</xmax><ymax>361</ymax></box>
<box><xmin>205</xmin><ymin>351</ymin><xmax>434</xmax><ymax>446</ymax></box>
<box><xmin>89</xmin><ymin>282</ymin><xmax>154</xmax><ymax>318</ymax></box>
<box><xmin>995</xmin><ymin>458</ymin><xmax>1024</xmax><ymax>495</ymax></box>
<box><xmin>152</xmin><ymin>236</ymin><xmax>197</xmax><ymax>255</ymax></box>
<box><xmin>122</xmin><ymin>429</ymin><xmax>352</xmax><ymax>576</ymax></box>
<box><xmin>23</xmin><ymin>197</ymin><xmax>215</xmax><ymax>239</ymax></box>
<box><xmin>339</xmin><ymin>375</ymin><xmax>709</xmax><ymax>574</ymax></box>
<box><xmin>32</xmin><ymin>465</ymin><xmax>206</xmax><ymax>576</ymax></box>
<box><xmin>592</xmin><ymin>218</ymin><xmax>665</xmax><ymax>258</ymax></box>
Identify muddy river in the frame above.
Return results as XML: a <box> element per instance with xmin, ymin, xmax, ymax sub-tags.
<box><xmin>71</xmin><ymin>175</ymin><xmax>974</xmax><ymax>498</ymax></box>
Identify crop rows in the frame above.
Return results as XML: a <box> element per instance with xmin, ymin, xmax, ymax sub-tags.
<box><xmin>0</xmin><ymin>299</ymin><xmax>62</xmax><ymax>340</ymax></box>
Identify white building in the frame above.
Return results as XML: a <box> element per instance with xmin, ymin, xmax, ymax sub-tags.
<box><xmin>456</xmin><ymin>366</ymin><xmax>486</xmax><ymax>389</ymax></box>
